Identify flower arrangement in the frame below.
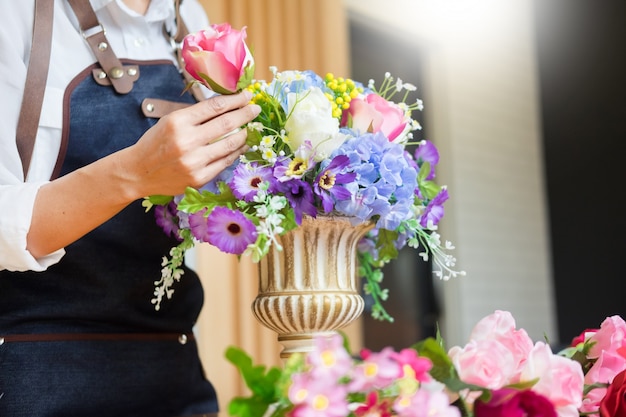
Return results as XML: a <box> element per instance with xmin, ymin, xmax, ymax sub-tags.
<box><xmin>225</xmin><ymin>310</ymin><xmax>626</xmax><ymax>417</ymax></box>
<box><xmin>144</xmin><ymin>23</ymin><xmax>464</xmax><ymax>319</ymax></box>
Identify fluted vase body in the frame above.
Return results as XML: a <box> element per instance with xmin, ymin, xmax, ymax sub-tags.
<box><xmin>252</xmin><ymin>215</ymin><xmax>372</xmax><ymax>359</ymax></box>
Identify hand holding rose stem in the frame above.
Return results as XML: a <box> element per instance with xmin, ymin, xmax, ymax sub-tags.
<box><xmin>27</xmin><ymin>91</ymin><xmax>259</xmax><ymax>258</ymax></box>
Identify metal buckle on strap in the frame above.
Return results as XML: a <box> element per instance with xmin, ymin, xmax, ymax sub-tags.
<box><xmin>81</xmin><ymin>23</ymin><xmax>106</xmax><ymax>40</ymax></box>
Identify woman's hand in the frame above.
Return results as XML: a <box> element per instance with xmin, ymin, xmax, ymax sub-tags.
<box><xmin>27</xmin><ymin>90</ymin><xmax>260</xmax><ymax>258</ymax></box>
<box><xmin>121</xmin><ymin>90</ymin><xmax>260</xmax><ymax>198</ymax></box>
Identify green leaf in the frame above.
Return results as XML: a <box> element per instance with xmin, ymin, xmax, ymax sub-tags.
<box><xmin>376</xmin><ymin>229</ymin><xmax>399</xmax><ymax>262</ymax></box>
<box><xmin>177</xmin><ymin>184</ymin><xmax>237</xmax><ymax>213</ymax></box>
<box><xmin>144</xmin><ymin>194</ymin><xmax>174</xmax><ymax>209</ymax></box>
<box><xmin>420</xmin><ymin>180</ymin><xmax>441</xmax><ymax>201</ymax></box>
<box><xmin>224</xmin><ymin>346</ymin><xmax>283</xmax><ymax>417</ymax></box>
<box><xmin>412</xmin><ymin>337</ymin><xmax>455</xmax><ymax>382</ymax></box>
<box><xmin>237</xmin><ymin>63</ymin><xmax>256</xmax><ymax>91</ymax></box>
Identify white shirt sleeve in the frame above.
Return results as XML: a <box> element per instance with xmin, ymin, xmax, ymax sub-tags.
<box><xmin>0</xmin><ymin>0</ymin><xmax>210</xmax><ymax>272</ymax></box>
<box><xmin>0</xmin><ymin>2</ymin><xmax>65</xmax><ymax>271</ymax></box>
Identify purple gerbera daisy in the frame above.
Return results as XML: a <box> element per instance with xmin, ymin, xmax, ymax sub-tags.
<box><xmin>189</xmin><ymin>207</ymin><xmax>257</xmax><ymax>255</ymax></box>
<box><xmin>229</xmin><ymin>162</ymin><xmax>275</xmax><ymax>202</ymax></box>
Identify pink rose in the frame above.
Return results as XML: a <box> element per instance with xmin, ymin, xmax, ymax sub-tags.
<box><xmin>585</xmin><ymin>350</ymin><xmax>626</xmax><ymax>386</ymax></box>
<box><xmin>341</xmin><ymin>93</ymin><xmax>408</xmax><ymax>142</ymax></box>
<box><xmin>519</xmin><ymin>342</ymin><xmax>584</xmax><ymax>415</ymax></box>
<box><xmin>588</xmin><ymin>315</ymin><xmax>626</xmax><ymax>360</ymax></box>
<box><xmin>600</xmin><ymin>369</ymin><xmax>626</xmax><ymax>417</ymax></box>
<box><xmin>468</xmin><ymin>310</ymin><xmax>534</xmax><ymax>379</ymax></box>
<box><xmin>181</xmin><ymin>23</ymin><xmax>254</xmax><ymax>94</ymax></box>
<box><xmin>474</xmin><ymin>388</ymin><xmax>557</xmax><ymax>417</ymax></box>
<box><xmin>449</xmin><ymin>339</ymin><xmax>517</xmax><ymax>389</ymax></box>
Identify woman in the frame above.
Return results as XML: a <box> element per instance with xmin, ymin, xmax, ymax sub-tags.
<box><xmin>0</xmin><ymin>0</ymin><xmax>259</xmax><ymax>415</ymax></box>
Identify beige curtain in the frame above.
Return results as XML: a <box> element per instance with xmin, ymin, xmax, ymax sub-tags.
<box><xmin>192</xmin><ymin>0</ymin><xmax>361</xmax><ymax>410</ymax></box>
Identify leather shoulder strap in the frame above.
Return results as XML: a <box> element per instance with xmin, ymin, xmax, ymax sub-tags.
<box><xmin>16</xmin><ymin>0</ymin><xmax>54</xmax><ymax>180</ymax></box>
<box><xmin>67</xmin><ymin>0</ymin><xmax>135</xmax><ymax>95</ymax></box>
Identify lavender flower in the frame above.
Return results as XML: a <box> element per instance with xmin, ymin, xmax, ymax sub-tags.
<box><xmin>229</xmin><ymin>162</ymin><xmax>275</xmax><ymax>202</ymax></box>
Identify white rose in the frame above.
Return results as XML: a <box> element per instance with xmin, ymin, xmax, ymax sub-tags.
<box><xmin>284</xmin><ymin>87</ymin><xmax>346</xmax><ymax>161</ymax></box>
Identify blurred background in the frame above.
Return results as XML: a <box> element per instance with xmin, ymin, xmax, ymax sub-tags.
<box><xmin>191</xmin><ymin>0</ymin><xmax>626</xmax><ymax>411</ymax></box>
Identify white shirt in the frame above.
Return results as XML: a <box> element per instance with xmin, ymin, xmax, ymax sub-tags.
<box><xmin>0</xmin><ymin>0</ymin><xmax>209</xmax><ymax>271</ymax></box>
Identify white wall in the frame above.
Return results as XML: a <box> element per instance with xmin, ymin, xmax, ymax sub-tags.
<box><xmin>344</xmin><ymin>0</ymin><xmax>557</xmax><ymax>346</ymax></box>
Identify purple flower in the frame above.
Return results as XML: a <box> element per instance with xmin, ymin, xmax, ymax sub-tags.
<box><xmin>414</xmin><ymin>140</ymin><xmax>439</xmax><ymax>180</ymax></box>
<box><xmin>189</xmin><ymin>207</ymin><xmax>257</xmax><ymax>254</ymax></box>
<box><xmin>276</xmin><ymin>179</ymin><xmax>317</xmax><ymax>224</ymax></box>
<box><xmin>313</xmin><ymin>155</ymin><xmax>356</xmax><ymax>213</ymax></box>
<box><xmin>154</xmin><ymin>201</ymin><xmax>181</xmax><ymax>241</ymax></box>
<box><xmin>419</xmin><ymin>188</ymin><xmax>449</xmax><ymax>228</ymax></box>
<box><xmin>229</xmin><ymin>162</ymin><xmax>274</xmax><ymax>202</ymax></box>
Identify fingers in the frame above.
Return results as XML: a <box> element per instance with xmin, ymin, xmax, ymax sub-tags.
<box><xmin>185</xmin><ymin>90</ymin><xmax>255</xmax><ymax>125</ymax></box>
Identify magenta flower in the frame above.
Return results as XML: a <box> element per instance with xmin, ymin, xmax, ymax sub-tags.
<box><xmin>391</xmin><ymin>348</ymin><xmax>433</xmax><ymax>383</ymax></box>
<box><xmin>189</xmin><ymin>207</ymin><xmax>257</xmax><ymax>254</ymax></box>
<box><xmin>313</xmin><ymin>155</ymin><xmax>356</xmax><ymax>213</ymax></box>
<box><xmin>229</xmin><ymin>162</ymin><xmax>275</xmax><ymax>202</ymax></box>
<box><xmin>473</xmin><ymin>388</ymin><xmax>557</xmax><ymax>417</ymax></box>
<box><xmin>354</xmin><ymin>391</ymin><xmax>394</xmax><ymax>417</ymax></box>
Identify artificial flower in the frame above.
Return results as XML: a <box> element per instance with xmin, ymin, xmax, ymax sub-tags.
<box><xmin>599</xmin><ymin>368</ymin><xmax>626</xmax><ymax>417</ymax></box>
<box><xmin>181</xmin><ymin>22</ymin><xmax>254</xmax><ymax>94</ymax></box>
<box><xmin>225</xmin><ymin>311</ymin><xmax>626</xmax><ymax>417</ymax></box>
<box><xmin>148</xmin><ymin>25</ymin><xmax>464</xmax><ymax>318</ymax></box>
<box><xmin>473</xmin><ymin>388</ymin><xmax>557</xmax><ymax>417</ymax></box>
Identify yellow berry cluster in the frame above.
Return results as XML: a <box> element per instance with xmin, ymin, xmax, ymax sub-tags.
<box><xmin>324</xmin><ymin>73</ymin><xmax>362</xmax><ymax>119</ymax></box>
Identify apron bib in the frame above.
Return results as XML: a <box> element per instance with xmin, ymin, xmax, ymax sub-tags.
<box><xmin>0</xmin><ymin>61</ymin><xmax>218</xmax><ymax>417</ymax></box>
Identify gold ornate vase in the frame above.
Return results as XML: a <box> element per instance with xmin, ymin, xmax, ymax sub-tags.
<box><xmin>252</xmin><ymin>215</ymin><xmax>373</xmax><ymax>359</ymax></box>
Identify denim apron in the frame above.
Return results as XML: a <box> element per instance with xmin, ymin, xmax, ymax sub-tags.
<box><xmin>0</xmin><ymin>60</ymin><xmax>218</xmax><ymax>416</ymax></box>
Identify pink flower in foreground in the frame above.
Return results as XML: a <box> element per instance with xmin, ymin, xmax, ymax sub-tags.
<box><xmin>288</xmin><ymin>372</ymin><xmax>349</xmax><ymax>417</ymax></box>
<box><xmin>182</xmin><ymin>23</ymin><xmax>254</xmax><ymax>94</ymax></box>
<box><xmin>469</xmin><ymin>310</ymin><xmax>535</xmax><ymax>378</ymax></box>
<box><xmin>342</xmin><ymin>93</ymin><xmax>408</xmax><ymax>142</ymax></box>
<box><xmin>519</xmin><ymin>342</ymin><xmax>584</xmax><ymax>417</ymax></box>
<box><xmin>588</xmin><ymin>315</ymin><xmax>626</xmax><ymax>360</ymax></box>
<box><xmin>474</xmin><ymin>388</ymin><xmax>557</xmax><ymax>417</ymax></box>
<box><xmin>599</xmin><ymin>368</ymin><xmax>626</xmax><ymax>417</ymax></box>
<box><xmin>393</xmin><ymin>388</ymin><xmax>461</xmax><ymax>417</ymax></box>
<box><xmin>354</xmin><ymin>391</ymin><xmax>394</xmax><ymax>417</ymax></box>
<box><xmin>349</xmin><ymin>347</ymin><xmax>403</xmax><ymax>392</ymax></box>
<box><xmin>449</xmin><ymin>338</ymin><xmax>517</xmax><ymax>389</ymax></box>
<box><xmin>391</xmin><ymin>348</ymin><xmax>432</xmax><ymax>383</ymax></box>
<box><xmin>306</xmin><ymin>334</ymin><xmax>353</xmax><ymax>379</ymax></box>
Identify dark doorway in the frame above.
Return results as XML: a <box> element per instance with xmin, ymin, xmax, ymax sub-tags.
<box><xmin>533</xmin><ymin>0</ymin><xmax>626</xmax><ymax>343</ymax></box>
